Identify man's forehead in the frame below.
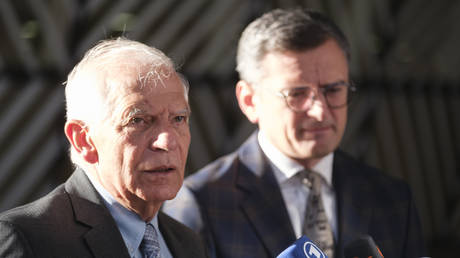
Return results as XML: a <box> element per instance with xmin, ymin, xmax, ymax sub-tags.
<box><xmin>106</xmin><ymin>90</ymin><xmax>188</xmax><ymax>125</ymax></box>
<box><xmin>121</xmin><ymin>82</ymin><xmax>188</xmax><ymax>108</ymax></box>
<box><xmin>260</xmin><ymin>47</ymin><xmax>348</xmax><ymax>84</ymax></box>
<box><xmin>105</xmin><ymin>66</ymin><xmax>183</xmax><ymax>93</ymax></box>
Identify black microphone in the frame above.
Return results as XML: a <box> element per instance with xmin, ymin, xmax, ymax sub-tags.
<box><xmin>344</xmin><ymin>235</ymin><xmax>384</xmax><ymax>258</ymax></box>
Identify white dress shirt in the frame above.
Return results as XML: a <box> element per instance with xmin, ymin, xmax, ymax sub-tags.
<box><xmin>86</xmin><ymin>172</ymin><xmax>173</xmax><ymax>258</ymax></box>
<box><xmin>258</xmin><ymin>131</ymin><xmax>338</xmax><ymax>240</ymax></box>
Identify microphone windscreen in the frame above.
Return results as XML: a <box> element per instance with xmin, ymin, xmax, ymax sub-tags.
<box><xmin>277</xmin><ymin>235</ymin><xmax>328</xmax><ymax>258</ymax></box>
<box><xmin>344</xmin><ymin>235</ymin><xmax>384</xmax><ymax>258</ymax></box>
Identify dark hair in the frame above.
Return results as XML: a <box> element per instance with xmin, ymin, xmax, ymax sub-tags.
<box><xmin>236</xmin><ymin>8</ymin><xmax>350</xmax><ymax>84</ymax></box>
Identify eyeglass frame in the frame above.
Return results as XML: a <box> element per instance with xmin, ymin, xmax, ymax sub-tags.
<box><xmin>272</xmin><ymin>81</ymin><xmax>357</xmax><ymax>112</ymax></box>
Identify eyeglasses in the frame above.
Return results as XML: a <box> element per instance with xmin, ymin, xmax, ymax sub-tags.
<box><xmin>274</xmin><ymin>81</ymin><xmax>356</xmax><ymax>112</ymax></box>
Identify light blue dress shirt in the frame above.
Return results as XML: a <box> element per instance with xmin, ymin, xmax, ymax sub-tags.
<box><xmin>86</xmin><ymin>172</ymin><xmax>173</xmax><ymax>258</ymax></box>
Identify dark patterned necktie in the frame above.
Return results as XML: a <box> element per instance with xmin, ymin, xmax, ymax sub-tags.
<box><xmin>301</xmin><ymin>170</ymin><xmax>335</xmax><ymax>258</ymax></box>
<box><xmin>139</xmin><ymin>223</ymin><xmax>161</xmax><ymax>258</ymax></box>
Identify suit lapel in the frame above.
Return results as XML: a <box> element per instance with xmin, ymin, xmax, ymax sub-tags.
<box><xmin>158</xmin><ymin>212</ymin><xmax>207</xmax><ymax>258</ymax></box>
<box><xmin>333</xmin><ymin>151</ymin><xmax>373</xmax><ymax>253</ymax></box>
<box><xmin>65</xmin><ymin>169</ymin><xmax>131</xmax><ymax>258</ymax></box>
<box><xmin>237</xmin><ymin>134</ymin><xmax>296</xmax><ymax>257</ymax></box>
<box><xmin>159</xmin><ymin>213</ymin><xmax>184</xmax><ymax>258</ymax></box>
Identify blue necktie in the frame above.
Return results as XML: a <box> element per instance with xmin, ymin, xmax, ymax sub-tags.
<box><xmin>140</xmin><ymin>223</ymin><xmax>161</xmax><ymax>258</ymax></box>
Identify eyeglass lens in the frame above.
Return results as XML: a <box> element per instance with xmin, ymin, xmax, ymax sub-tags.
<box><xmin>285</xmin><ymin>83</ymin><xmax>351</xmax><ymax>111</ymax></box>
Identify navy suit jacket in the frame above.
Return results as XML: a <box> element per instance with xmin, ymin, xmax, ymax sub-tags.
<box><xmin>164</xmin><ymin>132</ymin><xmax>425</xmax><ymax>258</ymax></box>
<box><xmin>0</xmin><ymin>169</ymin><xmax>208</xmax><ymax>258</ymax></box>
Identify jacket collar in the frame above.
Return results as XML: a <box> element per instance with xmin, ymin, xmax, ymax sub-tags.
<box><xmin>65</xmin><ymin>168</ymin><xmax>131</xmax><ymax>258</ymax></box>
<box><xmin>235</xmin><ymin>132</ymin><xmax>297</xmax><ymax>256</ymax></box>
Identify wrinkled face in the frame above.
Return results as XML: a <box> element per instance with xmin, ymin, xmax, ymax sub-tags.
<box><xmin>90</xmin><ymin>67</ymin><xmax>190</xmax><ymax>207</ymax></box>
<box><xmin>254</xmin><ymin>39</ymin><xmax>349</xmax><ymax>167</ymax></box>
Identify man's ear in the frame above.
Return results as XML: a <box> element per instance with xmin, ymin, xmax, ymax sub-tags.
<box><xmin>64</xmin><ymin>120</ymin><xmax>98</xmax><ymax>164</ymax></box>
<box><xmin>235</xmin><ymin>80</ymin><xmax>259</xmax><ymax>124</ymax></box>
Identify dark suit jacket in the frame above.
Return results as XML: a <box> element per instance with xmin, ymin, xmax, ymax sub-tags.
<box><xmin>174</xmin><ymin>132</ymin><xmax>425</xmax><ymax>258</ymax></box>
<box><xmin>0</xmin><ymin>169</ymin><xmax>208</xmax><ymax>258</ymax></box>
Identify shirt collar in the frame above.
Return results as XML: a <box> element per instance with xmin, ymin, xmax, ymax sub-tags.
<box><xmin>85</xmin><ymin>171</ymin><xmax>158</xmax><ymax>257</ymax></box>
<box><xmin>257</xmin><ymin>130</ymin><xmax>334</xmax><ymax>187</ymax></box>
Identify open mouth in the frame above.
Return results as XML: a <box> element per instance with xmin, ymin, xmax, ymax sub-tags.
<box><xmin>144</xmin><ymin>166</ymin><xmax>175</xmax><ymax>173</ymax></box>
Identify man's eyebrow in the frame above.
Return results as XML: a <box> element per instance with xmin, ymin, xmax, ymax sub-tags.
<box><xmin>175</xmin><ymin>108</ymin><xmax>191</xmax><ymax>115</ymax></box>
<box><xmin>320</xmin><ymin>80</ymin><xmax>347</xmax><ymax>87</ymax></box>
<box><xmin>120</xmin><ymin>107</ymin><xmax>146</xmax><ymax>125</ymax></box>
<box><xmin>126</xmin><ymin>107</ymin><xmax>146</xmax><ymax>117</ymax></box>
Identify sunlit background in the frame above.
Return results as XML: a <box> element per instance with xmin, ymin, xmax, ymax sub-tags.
<box><xmin>0</xmin><ymin>0</ymin><xmax>459</xmax><ymax>256</ymax></box>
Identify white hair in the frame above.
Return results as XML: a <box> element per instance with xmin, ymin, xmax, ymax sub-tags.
<box><xmin>64</xmin><ymin>37</ymin><xmax>189</xmax><ymax>165</ymax></box>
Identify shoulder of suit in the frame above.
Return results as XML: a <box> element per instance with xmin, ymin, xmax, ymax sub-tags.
<box><xmin>334</xmin><ymin>150</ymin><xmax>411</xmax><ymax>194</ymax></box>
<box><xmin>184</xmin><ymin>150</ymin><xmax>239</xmax><ymax>190</ymax></box>
<box><xmin>185</xmin><ymin>133</ymin><xmax>260</xmax><ymax>190</ymax></box>
<box><xmin>0</xmin><ymin>183</ymin><xmax>69</xmax><ymax>228</ymax></box>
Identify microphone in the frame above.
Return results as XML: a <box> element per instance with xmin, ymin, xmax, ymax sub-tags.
<box><xmin>344</xmin><ymin>235</ymin><xmax>384</xmax><ymax>258</ymax></box>
<box><xmin>277</xmin><ymin>235</ymin><xmax>328</xmax><ymax>258</ymax></box>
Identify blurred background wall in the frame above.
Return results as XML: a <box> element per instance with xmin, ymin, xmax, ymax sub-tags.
<box><xmin>0</xmin><ymin>0</ymin><xmax>459</xmax><ymax>256</ymax></box>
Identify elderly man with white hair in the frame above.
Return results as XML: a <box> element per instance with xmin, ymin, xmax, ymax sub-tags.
<box><xmin>0</xmin><ymin>38</ymin><xmax>208</xmax><ymax>258</ymax></box>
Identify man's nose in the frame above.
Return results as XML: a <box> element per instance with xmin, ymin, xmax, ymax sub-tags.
<box><xmin>151</xmin><ymin>130</ymin><xmax>178</xmax><ymax>151</ymax></box>
<box><xmin>306</xmin><ymin>95</ymin><xmax>328</xmax><ymax>121</ymax></box>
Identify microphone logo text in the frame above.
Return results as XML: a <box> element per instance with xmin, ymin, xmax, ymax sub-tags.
<box><xmin>303</xmin><ymin>241</ymin><xmax>327</xmax><ymax>258</ymax></box>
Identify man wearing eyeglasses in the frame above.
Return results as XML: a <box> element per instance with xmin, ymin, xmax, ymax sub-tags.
<box><xmin>163</xmin><ymin>8</ymin><xmax>425</xmax><ymax>258</ymax></box>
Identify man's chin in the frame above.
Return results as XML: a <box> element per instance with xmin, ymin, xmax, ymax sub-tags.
<box><xmin>295</xmin><ymin>143</ymin><xmax>335</xmax><ymax>160</ymax></box>
<box><xmin>146</xmin><ymin>187</ymin><xmax>181</xmax><ymax>202</ymax></box>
